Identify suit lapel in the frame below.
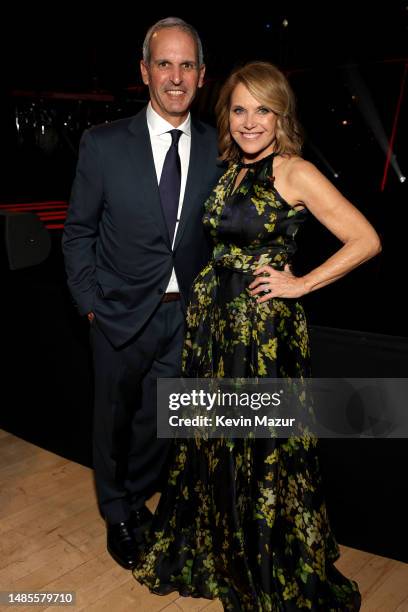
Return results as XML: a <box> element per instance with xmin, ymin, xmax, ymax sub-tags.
<box><xmin>127</xmin><ymin>109</ymin><xmax>172</xmax><ymax>249</ymax></box>
<box><xmin>173</xmin><ymin>119</ymin><xmax>207</xmax><ymax>252</ymax></box>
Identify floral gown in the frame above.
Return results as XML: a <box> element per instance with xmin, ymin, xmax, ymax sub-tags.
<box><xmin>133</xmin><ymin>153</ymin><xmax>361</xmax><ymax>611</ymax></box>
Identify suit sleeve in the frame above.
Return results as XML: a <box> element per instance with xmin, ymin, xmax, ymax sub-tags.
<box><xmin>62</xmin><ymin>129</ymin><xmax>103</xmax><ymax>316</ymax></box>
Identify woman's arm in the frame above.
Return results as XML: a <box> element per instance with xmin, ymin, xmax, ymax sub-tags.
<box><xmin>249</xmin><ymin>159</ymin><xmax>382</xmax><ymax>302</ymax></box>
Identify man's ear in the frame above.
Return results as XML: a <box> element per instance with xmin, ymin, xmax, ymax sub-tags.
<box><xmin>198</xmin><ymin>64</ymin><xmax>206</xmax><ymax>89</ymax></box>
<box><xmin>140</xmin><ymin>60</ymin><xmax>149</xmax><ymax>86</ymax></box>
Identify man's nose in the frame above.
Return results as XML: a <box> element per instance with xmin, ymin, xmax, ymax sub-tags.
<box><xmin>170</xmin><ymin>67</ymin><xmax>182</xmax><ymax>84</ymax></box>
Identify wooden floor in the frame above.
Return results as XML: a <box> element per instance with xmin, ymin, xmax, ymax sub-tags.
<box><xmin>0</xmin><ymin>430</ymin><xmax>407</xmax><ymax>612</ymax></box>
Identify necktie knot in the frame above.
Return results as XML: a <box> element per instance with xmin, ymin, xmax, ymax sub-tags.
<box><xmin>169</xmin><ymin>129</ymin><xmax>182</xmax><ymax>146</ymax></box>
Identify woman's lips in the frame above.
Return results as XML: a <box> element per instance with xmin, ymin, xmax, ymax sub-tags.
<box><xmin>240</xmin><ymin>132</ymin><xmax>263</xmax><ymax>139</ymax></box>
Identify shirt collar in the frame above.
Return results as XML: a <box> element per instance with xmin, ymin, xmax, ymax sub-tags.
<box><xmin>146</xmin><ymin>102</ymin><xmax>191</xmax><ymax>137</ymax></box>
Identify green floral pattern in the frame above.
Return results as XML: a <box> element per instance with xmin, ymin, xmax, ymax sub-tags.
<box><xmin>133</xmin><ymin>153</ymin><xmax>361</xmax><ymax>610</ymax></box>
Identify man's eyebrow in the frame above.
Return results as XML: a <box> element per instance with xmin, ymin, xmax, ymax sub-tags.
<box><xmin>154</xmin><ymin>58</ymin><xmax>198</xmax><ymax>64</ymax></box>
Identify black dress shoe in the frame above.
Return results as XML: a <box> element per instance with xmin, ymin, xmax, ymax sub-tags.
<box><xmin>129</xmin><ymin>506</ymin><xmax>154</xmax><ymax>543</ymax></box>
<box><xmin>106</xmin><ymin>520</ymin><xmax>140</xmax><ymax>569</ymax></box>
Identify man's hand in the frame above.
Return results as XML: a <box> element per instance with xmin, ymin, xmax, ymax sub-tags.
<box><xmin>87</xmin><ymin>312</ymin><xmax>95</xmax><ymax>323</ymax></box>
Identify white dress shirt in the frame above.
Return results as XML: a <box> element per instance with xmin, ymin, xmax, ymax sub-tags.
<box><xmin>146</xmin><ymin>103</ymin><xmax>191</xmax><ymax>293</ymax></box>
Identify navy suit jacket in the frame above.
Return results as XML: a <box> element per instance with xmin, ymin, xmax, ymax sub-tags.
<box><xmin>62</xmin><ymin>107</ymin><xmax>223</xmax><ymax>348</ymax></box>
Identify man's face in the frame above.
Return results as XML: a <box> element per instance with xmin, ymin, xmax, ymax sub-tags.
<box><xmin>140</xmin><ymin>28</ymin><xmax>205</xmax><ymax>126</ymax></box>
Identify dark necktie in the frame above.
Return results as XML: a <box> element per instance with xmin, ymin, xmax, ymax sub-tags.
<box><xmin>159</xmin><ymin>129</ymin><xmax>182</xmax><ymax>243</ymax></box>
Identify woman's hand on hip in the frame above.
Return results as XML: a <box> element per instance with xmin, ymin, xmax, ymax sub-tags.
<box><xmin>248</xmin><ymin>264</ymin><xmax>307</xmax><ymax>302</ymax></box>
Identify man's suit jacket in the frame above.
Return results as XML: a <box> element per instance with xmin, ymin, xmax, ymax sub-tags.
<box><xmin>62</xmin><ymin>107</ymin><xmax>223</xmax><ymax>348</ymax></box>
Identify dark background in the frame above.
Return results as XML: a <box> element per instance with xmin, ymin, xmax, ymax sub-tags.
<box><xmin>1</xmin><ymin>3</ymin><xmax>408</xmax><ymax>563</ymax></box>
<box><xmin>3</xmin><ymin>2</ymin><xmax>407</xmax><ymax>334</ymax></box>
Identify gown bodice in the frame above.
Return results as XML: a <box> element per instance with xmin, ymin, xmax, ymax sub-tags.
<box><xmin>203</xmin><ymin>152</ymin><xmax>308</xmax><ymax>273</ymax></box>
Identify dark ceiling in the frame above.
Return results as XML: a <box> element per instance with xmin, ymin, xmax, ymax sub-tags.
<box><xmin>5</xmin><ymin>3</ymin><xmax>407</xmax><ymax>92</ymax></box>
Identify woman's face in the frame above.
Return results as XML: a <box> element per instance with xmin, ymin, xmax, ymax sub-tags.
<box><xmin>229</xmin><ymin>82</ymin><xmax>278</xmax><ymax>162</ymax></box>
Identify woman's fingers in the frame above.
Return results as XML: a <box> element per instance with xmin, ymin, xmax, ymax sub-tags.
<box><xmin>248</xmin><ymin>276</ymin><xmax>272</xmax><ymax>289</ymax></box>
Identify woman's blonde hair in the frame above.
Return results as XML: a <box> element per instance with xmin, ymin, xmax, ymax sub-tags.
<box><xmin>215</xmin><ymin>61</ymin><xmax>303</xmax><ymax>162</ymax></box>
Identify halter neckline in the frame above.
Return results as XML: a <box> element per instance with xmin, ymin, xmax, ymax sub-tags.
<box><xmin>237</xmin><ymin>151</ymin><xmax>277</xmax><ymax>169</ymax></box>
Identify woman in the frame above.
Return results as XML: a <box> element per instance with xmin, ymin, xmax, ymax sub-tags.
<box><xmin>133</xmin><ymin>62</ymin><xmax>381</xmax><ymax>610</ymax></box>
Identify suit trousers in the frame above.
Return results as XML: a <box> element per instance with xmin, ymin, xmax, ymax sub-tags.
<box><xmin>90</xmin><ymin>300</ymin><xmax>184</xmax><ymax>524</ymax></box>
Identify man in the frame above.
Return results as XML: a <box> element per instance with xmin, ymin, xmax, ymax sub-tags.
<box><xmin>62</xmin><ymin>17</ymin><xmax>222</xmax><ymax>569</ymax></box>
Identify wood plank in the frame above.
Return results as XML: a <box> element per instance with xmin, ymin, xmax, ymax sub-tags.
<box><xmin>0</xmin><ymin>451</ymin><xmax>68</xmax><ymax>485</ymax></box>
<box><xmin>0</xmin><ymin>429</ymin><xmax>14</xmax><ymax>440</ymax></box>
<box><xmin>335</xmin><ymin>545</ymin><xmax>378</xmax><ymax>582</ymax></box>
<box><xmin>1</xmin><ymin>430</ymin><xmax>407</xmax><ymax>612</ymax></box>
<box><xmin>359</xmin><ymin>559</ymin><xmax>408</xmax><ymax>611</ymax></box>
<box><xmin>0</xmin><ymin>502</ymin><xmax>99</xmax><ymax>557</ymax></box>
<box><xmin>77</xmin><ymin>580</ymin><xmax>179</xmax><ymax>612</ymax></box>
<box><xmin>0</xmin><ymin>462</ymin><xmax>92</xmax><ymax>522</ymax></box>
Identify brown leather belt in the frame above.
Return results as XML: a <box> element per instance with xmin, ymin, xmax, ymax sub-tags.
<box><xmin>161</xmin><ymin>292</ymin><xmax>181</xmax><ymax>303</ymax></box>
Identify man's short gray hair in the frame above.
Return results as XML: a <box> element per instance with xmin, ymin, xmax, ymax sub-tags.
<box><xmin>142</xmin><ymin>17</ymin><xmax>204</xmax><ymax>66</ymax></box>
